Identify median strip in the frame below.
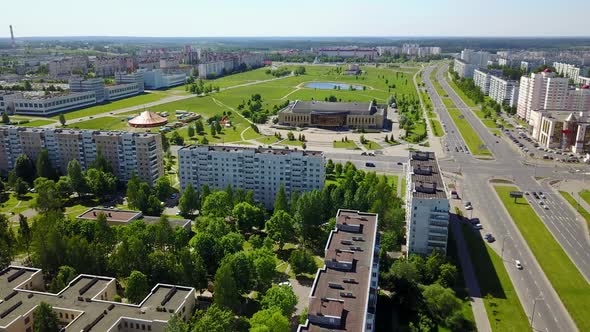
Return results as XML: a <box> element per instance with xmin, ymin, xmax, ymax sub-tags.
<box><xmin>495</xmin><ymin>185</ymin><xmax>590</xmax><ymax>331</ymax></box>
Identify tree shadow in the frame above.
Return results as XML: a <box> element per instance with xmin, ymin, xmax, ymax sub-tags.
<box><xmin>295</xmin><ymin>275</ymin><xmax>314</xmax><ymax>287</ymax></box>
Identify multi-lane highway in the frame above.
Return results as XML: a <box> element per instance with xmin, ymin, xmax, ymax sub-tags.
<box><xmin>424</xmin><ymin>64</ymin><xmax>590</xmax><ymax>332</ymax></box>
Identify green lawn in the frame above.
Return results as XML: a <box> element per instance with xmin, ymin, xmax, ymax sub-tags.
<box><xmin>333</xmin><ymin>140</ymin><xmax>359</xmax><ymax>149</ymax></box>
<box><xmin>495</xmin><ymin>186</ymin><xmax>590</xmax><ymax>331</ymax></box>
<box><xmin>459</xmin><ymin>223</ymin><xmax>529</xmax><ymax>332</ymax></box>
<box><xmin>405</xmin><ymin>121</ymin><xmax>427</xmax><ymax>143</ymax></box>
<box><xmin>254</xmin><ymin>135</ymin><xmax>280</xmax><ymax>145</ymax></box>
<box><xmin>442</xmin><ymin>97</ymin><xmax>456</xmax><ymax>110</ymax></box>
<box><xmin>0</xmin><ymin>192</ymin><xmax>37</xmax><ymax>215</ymax></box>
<box><xmin>559</xmin><ymin>191</ymin><xmax>590</xmax><ymax>234</ymax></box>
<box><xmin>65</xmin><ymin>116</ymin><xmax>130</xmax><ymax>130</ymax></box>
<box><xmin>53</xmin><ymin>93</ymin><xmax>170</xmax><ymax>121</ymax></box>
<box><xmin>580</xmin><ymin>190</ymin><xmax>590</xmax><ymax>206</ymax></box>
<box><xmin>282</xmin><ymin>140</ymin><xmax>304</xmax><ymax>147</ymax></box>
<box><xmin>15</xmin><ymin>119</ymin><xmax>56</xmax><ymax>127</ymax></box>
<box><xmin>362</xmin><ymin>140</ymin><xmax>382</xmax><ymax>150</ymax></box>
<box><xmin>447</xmin><ymin>109</ymin><xmax>491</xmax><ymax>156</ymax></box>
<box><xmin>430</xmin><ymin>119</ymin><xmax>444</xmax><ymax>137</ymax></box>
<box><xmin>401</xmin><ymin>177</ymin><xmax>407</xmax><ymax>199</ymax></box>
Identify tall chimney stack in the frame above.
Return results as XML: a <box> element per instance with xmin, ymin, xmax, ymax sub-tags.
<box><xmin>9</xmin><ymin>25</ymin><xmax>15</xmax><ymax>48</ymax></box>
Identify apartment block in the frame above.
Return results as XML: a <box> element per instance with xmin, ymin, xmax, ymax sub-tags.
<box><xmin>460</xmin><ymin>49</ymin><xmax>491</xmax><ymax>67</ymax></box>
<box><xmin>530</xmin><ymin>110</ymin><xmax>590</xmax><ymax>154</ymax></box>
<box><xmin>178</xmin><ymin>145</ymin><xmax>325</xmax><ymax>209</ymax></box>
<box><xmin>48</xmin><ymin>57</ymin><xmax>88</xmax><ymax>76</ymax></box>
<box><xmin>517</xmin><ymin>69</ymin><xmax>569</xmax><ymax>122</ymax></box>
<box><xmin>473</xmin><ymin>69</ymin><xmax>492</xmax><ymax>95</ymax></box>
<box><xmin>489</xmin><ymin>75</ymin><xmax>519</xmax><ymax>107</ymax></box>
<box><xmin>405</xmin><ymin>151</ymin><xmax>449</xmax><ymax>255</ymax></box>
<box><xmin>0</xmin><ymin>126</ymin><xmax>164</xmax><ymax>185</ymax></box>
<box><xmin>0</xmin><ymin>266</ymin><xmax>195</xmax><ymax>332</ymax></box>
<box><xmin>553</xmin><ymin>62</ymin><xmax>590</xmax><ymax>85</ymax></box>
<box><xmin>317</xmin><ymin>47</ymin><xmax>378</xmax><ymax>59</ymax></box>
<box><xmin>298</xmin><ymin>209</ymin><xmax>379</xmax><ymax>332</ymax></box>
<box><xmin>453</xmin><ymin>59</ymin><xmax>476</xmax><ymax>78</ymax></box>
<box><xmin>12</xmin><ymin>92</ymin><xmax>97</xmax><ymax>116</ymax></box>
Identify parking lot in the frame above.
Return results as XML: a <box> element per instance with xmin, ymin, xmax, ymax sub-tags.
<box><xmin>505</xmin><ymin>129</ymin><xmax>585</xmax><ymax>163</ymax></box>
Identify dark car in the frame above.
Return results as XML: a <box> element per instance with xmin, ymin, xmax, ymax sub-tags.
<box><xmin>365</xmin><ymin>162</ymin><xmax>376</xmax><ymax>167</ymax></box>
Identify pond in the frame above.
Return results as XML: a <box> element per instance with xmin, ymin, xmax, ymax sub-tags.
<box><xmin>305</xmin><ymin>82</ymin><xmax>365</xmax><ymax>90</ymax></box>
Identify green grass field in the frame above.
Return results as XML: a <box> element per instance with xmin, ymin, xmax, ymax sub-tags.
<box><xmin>282</xmin><ymin>140</ymin><xmax>304</xmax><ymax>147</ymax></box>
<box><xmin>448</xmin><ymin>109</ymin><xmax>491</xmax><ymax>156</ymax></box>
<box><xmin>442</xmin><ymin>97</ymin><xmax>456</xmax><ymax>109</ymax></box>
<box><xmin>173</xmin><ymin>67</ymin><xmax>280</xmax><ymax>90</ymax></box>
<box><xmin>459</xmin><ymin>223</ymin><xmax>529</xmax><ymax>332</ymax></box>
<box><xmin>580</xmin><ymin>190</ymin><xmax>590</xmax><ymax>206</ymax></box>
<box><xmin>15</xmin><ymin>119</ymin><xmax>56</xmax><ymax>127</ymax></box>
<box><xmin>559</xmin><ymin>191</ymin><xmax>590</xmax><ymax>233</ymax></box>
<box><xmin>0</xmin><ymin>193</ymin><xmax>37</xmax><ymax>214</ymax></box>
<box><xmin>66</xmin><ymin>116</ymin><xmax>130</xmax><ymax>131</ymax></box>
<box><xmin>363</xmin><ymin>140</ymin><xmax>382</xmax><ymax>150</ymax></box>
<box><xmin>430</xmin><ymin>119</ymin><xmax>444</xmax><ymax>137</ymax></box>
<box><xmin>53</xmin><ymin>93</ymin><xmax>170</xmax><ymax>121</ymax></box>
<box><xmin>333</xmin><ymin>140</ymin><xmax>359</xmax><ymax>149</ymax></box>
<box><xmin>495</xmin><ymin>186</ymin><xmax>590</xmax><ymax>331</ymax></box>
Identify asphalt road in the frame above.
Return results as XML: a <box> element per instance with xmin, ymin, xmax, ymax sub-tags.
<box><xmin>425</xmin><ymin>64</ymin><xmax>589</xmax><ymax>332</ymax></box>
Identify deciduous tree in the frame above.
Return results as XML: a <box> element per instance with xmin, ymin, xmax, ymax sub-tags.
<box><xmin>265</xmin><ymin>211</ymin><xmax>295</xmax><ymax>250</ymax></box>
<box><xmin>261</xmin><ymin>284</ymin><xmax>298</xmax><ymax>316</ymax></box>
<box><xmin>249</xmin><ymin>307</ymin><xmax>290</xmax><ymax>332</ymax></box>
<box><xmin>33</xmin><ymin>302</ymin><xmax>59</xmax><ymax>332</ymax></box>
<box><xmin>126</xmin><ymin>270</ymin><xmax>149</xmax><ymax>304</ymax></box>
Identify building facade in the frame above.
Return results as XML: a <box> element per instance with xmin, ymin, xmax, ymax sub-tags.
<box><xmin>12</xmin><ymin>92</ymin><xmax>97</xmax><ymax>116</ymax></box>
<box><xmin>517</xmin><ymin>69</ymin><xmax>570</xmax><ymax>121</ymax></box>
<box><xmin>115</xmin><ymin>71</ymin><xmax>145</xmax><ymax>92</ymax></box>
<box><xmin>0</xmin><ymin>92</ymin><xmax>21</xmax><ymax>114</ymax></box>
<box><xmin>453</xmin><ymin>59</ymin><xmax>476</xmax><ymax>78</ymax></box>
<box><xmin>530</xmin><ymin>110</ymin><xmax>590</xmax><ymax>154</ymax></box>
<box><xmin>69</xmin><ymin>78</ymin><xmax>107</xmax><ymax>102</ymax></box>
<box><xmin>317</xmin><ymin>47</ymin><xmax>378</xmax><ymax>59</ymax></box>
<box><xmin>48</xmin><ymin>57</ymin><xmax>88</xmax><ymax>76</ymax></box>
<box><xmin>489</xmin><ymin>75</ymin><xmax>519</xmax><ymax>107</ymax></box>
<box><xmin>0</xmin><ymin>126</ymin><xmax>164</xmax><ymax>185</ymax></box>
<box><xmin>298</xmin><ymin>209</ymin><xmax>379</xmax><ymax>332</ymax></box>
<box><xmin>178</xmin><ymin>145</ymin><xmax>325</xmax><ymax>209</ymax></box>
<box><xmin>0</xmin><ymin>266</ymin><xmax>195</xmax><ymax>332</ymax></box>
<box><xmin>278</xmin><ymin>100</ymin><xmax>386</xmax><ymax>129</ymax></box>
<box><xmin>473</xmin><ymin>69</ymin><xmax>492</xmax><ymax>95</ymax></box>
<box><xmin>141</xmin><ymin>69</ymin><xmax>187</xmax><ymax>89</ymax></box>
<box><xmin>405</xmin><ymin>151</ymin><xmax>449</xmax><ymax>255</ymax></box>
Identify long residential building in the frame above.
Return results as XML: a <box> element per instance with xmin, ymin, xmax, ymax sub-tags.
<box><xmin>12</xmin><ymin>91</ymin><xmax>97</xmax><ymax>116</ymax></box>
<box><xmin>453</xmin><ymin>59</ymin><xmax>476</xmax><ymax>78</ymax></box>
<box><xmin>277</xmin><ymin>100</ymin><xmax>387</xmax><ymax>129</ymax></box>
<box><xmin>178</xmin><ymin>145</ymin><xmax>325</xmax><ymax>209</ymax></box>
<box><xmin>317</xmin><ymin>47</ymin><xmax>378</xmax><ymax>59</ymax></box>
<box><xmin>405</xmin><ymin>151</ymin><xmax>449</xmax><ymax>255</ymax></box>
<box><xmin>298</xmin><ymin>209</ymin><xmax>379</xmax><ymax>332</ymax></box>
<box><xmin>0</xmin><ymin>126</ymin><xmax>164</xmax><ymax>185</ymax></box>
<box><xmin>0</xmin><ymin>265</ymin><xmax>194</xmax><ymax>332</ymax></box>
<box><xmin>489</xmin><ymin>75</ymin><xmax>519</xmax><ymax>107</ymax></box>
<box><xmin>0</xmin><ymin>92</ymin><xmax>21</xmax><ymax>114</ymax></box>
<box><xmin>473</xmin><ymin>69</ymin><xmax>493</xmax><ymax>95</ymax></box>
<box><xmin>553</xmin><ymin>61</ymin><xmax>590</xmax><ymax>85</ymax></box>
<box><xmin>48</xmin><ymin>57</ymin><xmax>88</xmax><ymax>76</ymax></box>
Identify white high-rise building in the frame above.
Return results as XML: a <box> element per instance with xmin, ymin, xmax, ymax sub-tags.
<box><xmin>517</xmin><ymin>69</ymin><xmax>569</xmax><ymax>122</ymax></box>
<box><xmin>460</xmin><ymin>49</ymin><xmax>491</xmax><ymax>67</ymax></box>
<box><xmin>473</xmin><ymin>69</ymin><xmax>492</xmax><ymax>95</ymax></box>
<box><xmin>489</xmin><ymin>75</ymin><xmax>519</xmax><ymax>107</ymax></box>
<box><xmin>453</xmin><ymin>59</ymin><xmax>476</xmax><ymax>78</ymax></box>
<box><xmin>405</xmin><ymin>151</ymin><xmax>449</xmax><ymax>255</ymax></box>
<box><xmin>178</xmin><ymin>145</ymin><xmax>325</xmax><ymax>209</ymax></box>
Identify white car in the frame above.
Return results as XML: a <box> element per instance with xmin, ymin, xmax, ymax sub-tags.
<box><xmin>465</xmin><ymin>205</ymin><xmax>473</xmax><ymax>210</ymax></box>
<box><xmin>278</xmin><ymin>281</ymin><xmax>292</xmax><ymax>287</ymax></box>
<box><xmin>473</xmin><ymin>223</ymin><xmax>483</xmax><ymax>230</ymax></box>
<box><xmin>544</xmin><ymin>205</ymin><xmax>549</xmax><ymax>210</ymax></box>
<box><xmin>515</xmin><ymin>260</ymin><xmax>523</xmax><ymax>270</ymax></box>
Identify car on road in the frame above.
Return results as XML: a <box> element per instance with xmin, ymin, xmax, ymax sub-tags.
<box><xmin>396</xmin><ymin>162</ymin><xmax>403</xmax><ymax>166</ymax></box>
<box><xmin>361</xmin><ymin>152</ymin><xmax>367</xmax><ymax>156</ymax></box>
<box><xmin>515</xmin><ymin>260</ymin><xmax>523</xmax><ymax>270</ymax></box>
<box><xmin>544</xmin><ymin>205</ymin><xmax>549</xmax><ymax>210</ymax></box>
<box><xmin>175</xmin><ymin>211</ymin><xmax>182</xmax><ymax>216</ymax></box>
<box><xmin>538</xmin><ymin>192</ymin><xmax>545</xmax><ymax>199</ymax></box>
<box><xmin>473</xmin><ymin>223</ymin><xmax>483</xmax><ymax>230</ymax></box>
<box><xmin>464</xmin><ymin>201</ymin><xmax>471</xmax><ymax>207</ymax></box>
<box><xmin>365</xmin><ymin>162</ymin><xmax>376</xmax><ymax>167</ymax></box>
<box><xmin>470</xmin><ymin>218</ymin><xmax>480</xmax><ymax>225</ymax></box>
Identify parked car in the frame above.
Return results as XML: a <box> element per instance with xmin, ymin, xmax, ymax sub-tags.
<box><xmin>473</xmin><ymin>223</ymin><xmax>483</xmax><ymax>230</ymax></box>
<box><xmin>365</xmin><ymin>162</ymin><xmax>376</xmax><ymax>167</ymax></box>
<box><xmin>278</xmin><ymin>281</ymin><xmax>292</xmax><ymax>287</ymax></box>
<box><xmin>470</xmin><ymin>218</ymin><xmax>480</xmax><ymax>225</ymax></box>
<box><xmin>515</xmin><ymin>260</ymin><xmax>523</xmax><ymax>270</ymax></box>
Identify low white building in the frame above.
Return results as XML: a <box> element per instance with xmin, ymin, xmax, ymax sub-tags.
<box><xmin>13</xmin><ymin>92</ymin><xmax>97</xmax><ymax>116</ymax></box>
<box><xmin>405</xmin><ymin>151</ymin><xmax>449</xmax><ymax>255</ymax></box>
<box><xmin>0</xmin><ymin>92</ymin><xmax>21</xmax><ymax>114</ymax></box>
<box><xmin>141</xmin><ymin>69</ymin><xmax>187</xmax><ymax>89</ymax></box>
<box><xmin>178</xmin><ymin>145</ymin><xmax>325</xmax><ymax>209</ymax></box>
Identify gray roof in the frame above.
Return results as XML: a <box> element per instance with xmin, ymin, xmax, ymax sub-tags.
<box><xmin>409</xmin><ymin>151</ymin><xmax>447</xmax><ymax>199</ymax></box>
<box><xmin>287</xmin><ymin>100</ymin><xmax>379</xmax><ymax>115</ymax></box>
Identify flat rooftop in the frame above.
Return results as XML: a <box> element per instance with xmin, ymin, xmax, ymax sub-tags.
<box><xmin>0</xmin><ymin>266</ymin><xmax>195</xmax><ymax>332</ymax></box>
<box><xmin>0</xmin><ymin>126</ymin><xmax>161</xmax><ymax>138</ymax></box>
<box><xmin>300</xmin><ymin>209</ymin><xmax>378</xmax><ymax>332</ymax></box>
<box><xmin>77</xmin><ymin>208</ymin><xmax>142</xmax><ymax>224</ymax></box>
<box><xmin>283</xmin><ymin>100</ymin><xmax>384</xmax><ymax>116</ymax></box>
<box><xmin>179</xmin><ymin>144</ymin><xmax>324</xmax><ymax>157</ymax></box>
<box><xmin>409</xmin><ymin>151</ymin><xmax>447</xmax><ymax>199</ymax></box>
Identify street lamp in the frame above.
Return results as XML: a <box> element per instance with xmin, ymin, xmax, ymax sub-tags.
<box><xmin>530</xmin><ymin>294</ymin><xmax>544</xmax><ymax>328</ymax></box>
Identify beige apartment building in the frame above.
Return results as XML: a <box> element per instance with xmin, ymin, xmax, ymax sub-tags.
<box><xmin>0</xmin><ymin>126</ymin><xmax>164</xmax><ymax>185</ymax></box>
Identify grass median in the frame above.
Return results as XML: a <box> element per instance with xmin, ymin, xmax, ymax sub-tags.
<box><xmin>495</xmin><ymin>185</ymin><xmax>590</xmax><ymax>331</ymax></box>
<box><xmin>559</xmin><ymin>191</ymin><xmax>590</xmax><ymax>234</ymax></box>
<box><xmin>458</xmin><ymin>223</ymin><xmax>529</xmax><ymax>332</ymax></box>
<box><xmin>447</xmin><ymin>108</ymin><xmax>491</xmax><ymax>156</ymax></box>
<box><xmin>430</xmin><ymin>119</ymin><xmax>444</xmax><ymax>137</ymax></box>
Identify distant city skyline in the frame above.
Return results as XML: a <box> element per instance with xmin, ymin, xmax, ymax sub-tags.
<box><xmin>2</xmin><ymin>0</ymin><xmax>590</xmax><ymax>38</ymax></box>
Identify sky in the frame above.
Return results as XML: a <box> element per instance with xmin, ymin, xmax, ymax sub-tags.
<box><xmin>2</xmin><ymin>0</ymin><xmax>589</xmax><ymax>38</ymax></box>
